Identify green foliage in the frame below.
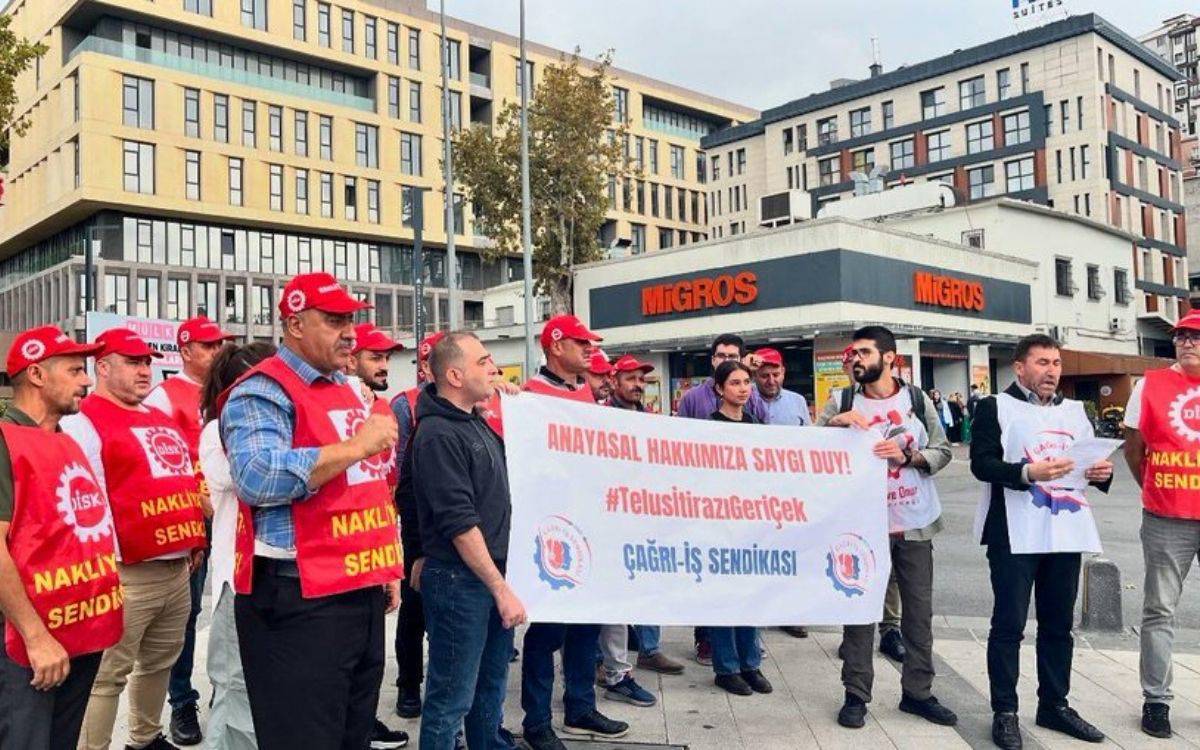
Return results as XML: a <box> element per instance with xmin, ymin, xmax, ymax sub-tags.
<box><xmin>0</xmin><ymin>14</ymin><xmax>48</xmax><ymax>160</ymax></box>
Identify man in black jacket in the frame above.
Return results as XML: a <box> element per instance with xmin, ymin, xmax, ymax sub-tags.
<box><xmin>970</xmin><ymin>334</ymin><xmax>1112</xmax><ymax>749</ymax></box>
<box><xmin>411</xmin><ymin>332</ymin><xmax>527</xmax><ymax>750</ymax></box>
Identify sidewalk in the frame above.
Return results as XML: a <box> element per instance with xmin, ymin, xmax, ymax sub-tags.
<box><xmin>111</xmin><ymin>616</ymin><xmax>1200</xmax><ymax>749</ymax></box>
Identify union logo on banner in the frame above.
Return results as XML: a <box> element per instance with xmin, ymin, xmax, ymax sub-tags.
<box><xmin>130</xmin><ymin>426</ymin><xmax>194</xmax><ymax>479</ymax></box>
<box><xmin>534</xmin><ymin>515</ymin><xmax>592</xmax><ymax>590</ymax></box>
<box><xmin>825</xmin><ymin>533</ymin><xmax>876</xmax><ymax>598</ymax></box>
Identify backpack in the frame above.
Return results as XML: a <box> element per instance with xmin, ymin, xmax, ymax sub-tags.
<box><xmin>839</xmin><ymin>380</ymin><xmax>927</xmax><ymax>424</ymax></box>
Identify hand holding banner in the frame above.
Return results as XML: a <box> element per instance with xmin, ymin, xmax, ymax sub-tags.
<box><xmin>502</xmin><ymin>393</ymin><xmax>890</xmax><ymax>627</ymax></box>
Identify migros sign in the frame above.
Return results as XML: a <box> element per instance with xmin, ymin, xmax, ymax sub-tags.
<box><xmin>641</xmin><ymin>271</ymin><xmax>758</xmax><ymax>317</ymax></box>
<box><xmin>913</xmin><ymin>271</ymin><xmax>985</xmax><ymax>312</ymax></box>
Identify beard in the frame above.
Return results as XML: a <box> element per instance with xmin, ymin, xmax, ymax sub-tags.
<box><xmin>367</xmin><ymin>376</ymin><xmax>388</xmax><ymax>392</ymax></box>
<box><xmin>853</xmin><ymin>361</ymin><xmax>885</xmax><ymax>384</ymax></box>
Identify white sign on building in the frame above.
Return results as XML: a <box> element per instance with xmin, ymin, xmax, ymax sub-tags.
<box><xmin>1012</xmin><ymin>0</ymin><xmax>1070</xmax><ymax>30</ymax></box>
<box><xmin>84</xmin><ymin>311</ymin><xmax>182</xmax><ymax>385</ymax></box>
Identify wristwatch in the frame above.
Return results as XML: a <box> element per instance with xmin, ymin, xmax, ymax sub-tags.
<box><xmin>900</xmin><ymin>449</ymin><xmax>915</xmax><ymax>468</ymax></box>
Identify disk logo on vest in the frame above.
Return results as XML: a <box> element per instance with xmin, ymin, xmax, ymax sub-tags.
<box><xmin>20</xmin><ymin>339</ymin><xmax>45</xmax><ymax>361</ymax></box>
<box><xmin>1169</xmin><ymin>385</ymin><xmax>1200</xmax><ymax>443</ymax></box>
<box><xmin>329</xmin><ymin>408</ymin><xmax>390</xmax><ymax>485</ymax></box>
<box><xmin>1023</xmin><ymin>429</ymin><xmax>1085</xmax><ymax>514</ymax></box>
<box><xmin>534</xmin><ymin>515</ymin><xmax>591</xmax><ymax>590</ymax></box>
<box><xmin>131</xmin><ymin>426</ymin><xmax>194</xmax><ymax>478</ymax></box>
<box><xmin>825</xmin><ymin>533</ymin><xmax>876</xmax><ymax>598</ymax></box>
<box><xmin>55</xmin><ymin>462</ymin><xmax>113</xmax><ymax>543</ymax></box>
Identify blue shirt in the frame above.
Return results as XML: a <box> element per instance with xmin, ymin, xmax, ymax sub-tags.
<box><xmin>761</xmin><ymin>388</ymin><xmax>812</xmax><ymax>426</ymax></box>
<box><xmin>221</xmin><ymin>344</ymin><xmax>344</xmax><ymax>551</ymax></box>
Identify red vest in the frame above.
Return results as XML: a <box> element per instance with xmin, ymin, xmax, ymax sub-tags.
<box><xmin>1</xmin><ymin>422</ymin><xmax>124</xmax><ymax>666</ymax></box>
<box><xmin>151</xmin><ymin>376</ymin><xmax>209</xmax><ymax>499</ymax></box>
<box><xmin>523</xmin><ymin>376</ymin><xmax>597</xmax><ymax>404</ymax></box>
<box><xmin>1139</xmin><ymin>367</ymin><xmax>1200</xmax><ymax>519</ymax></box>
<box><xmin>78</xmin><ymin>395</ymin><xmax>206</xmax><ymax>563</ymax></box>
<box><xmin>228</xmin><ymin>356</ymin><xmax>403</xmax><ymax>598</ymax></box>
<box><xmin>369</xmin><ymin>395</ymin><xmax>399</xmax><ymax>490</ymax></box>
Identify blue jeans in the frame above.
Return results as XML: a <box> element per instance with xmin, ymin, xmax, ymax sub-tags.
<box><xmin>634</xmin><ymin>625</ymin><xmax>661</xmax><ymax>657</ymax></box>
<box><xmin>420</xmin><ymin>559</ymin><xmax>515</xmax><ymax>750</ymax></box>
<box><xmin>168</xmin><ymin>556</ymin><xmax>207</xmax><ymax>709</ymax></box>
<box><xmin>710</xmin><ymin>627</ymin><xmax>761</xmax><ymax>676</ymax></box>
<box><xmin>521</xmin><ymin>622</ymin><xmax>600</xmax><ymax>732</ymax></box>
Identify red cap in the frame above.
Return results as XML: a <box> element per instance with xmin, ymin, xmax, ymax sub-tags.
<box><xmin>177</xmin><ymin>316</ymin><xmax>235</xmax><ymax>347</ymax></box>
<box><xmin>417</xmin><ymin>331</ymin><xmax>446</xmax><ymax>363</ymax></box>
<box><xmin>1174</xmin><ymin>309</ymin><xmax>1200</xmax><ymax>333</ymax></box>
<box><xmin>540</xmin><ymin>315</ymin><xmax>602</xmax><ymax>349</ymax></box>
<box><xmin>587</xmin><ymin>351</ymin><xmax>614</xmax><ymax>375</ymax></box>
<box><xmin>613</xmin><ymin>354</ymin><xmax>654</xmax><ymax>374</ymax></box>
<box><xmin>755</xmin><ymin>347</ymin><xmax>784</xmax><ymax>368</ymax></box>
<box><xmin>352</xmin><ymin>323</ymin><xmax>405</xmax><ymax>354</ymax></box>
<box><xmin>841</xmin><ymin>345</ymin><xmax>856</xmax><ymax>365</ymax></box>
<box><xmin>95</xmin><ymin>327</ymin><xmax>164</xmax><ymax>360</ymax></box>
<box><xmin>278</xmin><ymin>273</ymin><xmax>370</xmax><ymax>319</ymax></box>
<box><xmin>6</xmin><ymin>325</ymin><xmax>103</xmax><ymax>376</ymax></box>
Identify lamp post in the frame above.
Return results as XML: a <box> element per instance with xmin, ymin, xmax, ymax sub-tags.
<box><xmin>519</xmin><ymin>0</ymin><xmax>536</xmax><ymax>378</ymax></box>
<box><xmin>440</xmin><ymin>0</ymin><xmax>460</xmax><ymax>330</ymax></box>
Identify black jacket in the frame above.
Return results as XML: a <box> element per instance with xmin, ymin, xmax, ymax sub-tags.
<box><xmin>409</xmin><ymin>384</ymin><xmax>511</xmax><ymax>566</ymax></box>
<box><xmin>970</xmin><ymin>383</ymin><xmax>1111</xmax><ymax>547</ymax></box>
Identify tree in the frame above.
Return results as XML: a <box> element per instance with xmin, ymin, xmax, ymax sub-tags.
<box><xmin>0</xmin><ymin>14</ymin><xmax>47</xmax><ymax>164</ymax></box>
<box><xmin>452</xmin><ymin>50</ymin><xmax>630</xmax><ymax>313</ymax></box>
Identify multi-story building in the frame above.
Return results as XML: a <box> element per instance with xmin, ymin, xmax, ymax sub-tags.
<box><xmin>702</xmin><ymin>13</ymin><xmax>1187</xmax><ymax>357</ymax></box>
<box><xmin>0</xmin><ymin>0</ymin><xmax>755</xmax><ymax>347</ymax></box>
<box><xmin>1140</xmin><ymin>13</ymin><xmax>1199</xmax><ymax>136</ymax></box>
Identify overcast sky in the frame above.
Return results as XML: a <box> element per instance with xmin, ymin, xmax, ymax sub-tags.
<box><xmin>432</xmin><ymin>0</ymin><xmax>1188</xmax><ymax>112</ymax></box>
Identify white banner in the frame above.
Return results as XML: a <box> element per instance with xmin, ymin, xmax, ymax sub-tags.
<box><xmin>502</xmin><ymin>393</ymin><xmax>891</xmax><ymax>626</ymax></box>
<box><xmin>84</xmin><ymin>311</ymin><xmax>182</xmax><ymax>386</ymax></box>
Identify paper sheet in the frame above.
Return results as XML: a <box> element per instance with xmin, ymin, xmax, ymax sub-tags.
<box><xmin>1051</xmin><ymin>437</ymin><xmax>1124</xmax><ymax>492</ymax></box>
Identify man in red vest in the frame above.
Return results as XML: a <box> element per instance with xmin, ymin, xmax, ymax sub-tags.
<box><xmin>521</xmin><ymin>315</ymin><xmax>629</xmax><ymax>750</ymax></box>
<box><xmin>1124</xmin><ymin>309</ymin><xmax>1200</xmax><ymax>739</ymax></box>
<box><xmin>0</xmin><ymin>326</ymin><xmax>122</xmax><ymax>750</ymax></box>
<box><xmin>144</xmin><ymin>315</ymin><xmax>234</xmax><ymax>747</ymax></box>
<box><xmin>62</xmin><ymin>327</ymin><xmax>207</xmax><ymax>750</ymax></box>
<box><xmin>220</xmin><ymin>272</ymin><xmax>401</xmax><ymax>750</ymax></box>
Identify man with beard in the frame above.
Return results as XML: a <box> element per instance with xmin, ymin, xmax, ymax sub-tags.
<box><xmin>584</xmin><ymin>351</ymin><xmax>614</xmax><ymax>404</ymax></box>
<box><xmin>819</xmin><ymin>325</ymin><xmax>956</xmax><ymax>731</ymax></box>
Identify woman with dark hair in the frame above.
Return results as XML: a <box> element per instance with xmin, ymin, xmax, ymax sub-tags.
<box><xmin>199</xmin><ymin>342</ymin><xmax>275</xmax><ymax>750</ymax></box>
<box><xmin>706</xmin><ymin>360</ymin><xmax>774</xmax><ymax>697</ymax></box>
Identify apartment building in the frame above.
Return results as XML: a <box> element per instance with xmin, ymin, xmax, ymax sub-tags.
<box><xmin>701</xmin><ymin>14</ymin><xmax>1186</xmax><ymax>357</ymax></box>
<box><xmin>0</xmin><ymin>0</ymin><xmax>755</xmax><ymax>344</ymax></box>
<box><xmin>1140</xmin><ymin>13</ymin><xmax>1199</xmax><ymax>136</ymax></box>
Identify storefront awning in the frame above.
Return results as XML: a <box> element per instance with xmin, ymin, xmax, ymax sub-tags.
<box><xmin>1061</xmin><ymin>348</ymin><xmax>1173</xmax><ymax>377</ymax></box>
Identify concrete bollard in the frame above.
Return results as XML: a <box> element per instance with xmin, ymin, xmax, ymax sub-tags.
<box><xmin>1080</xmin><ymin>557</ymin><xmax>1123</xmax><ymax>632</ymax></box>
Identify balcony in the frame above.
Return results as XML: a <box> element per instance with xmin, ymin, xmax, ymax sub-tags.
<box><xmin>69</xmin><ymin>36</ymin><xmax>375</xmax><ymax>112</ymax></box>
<box><xmin>470</xmin><ymin>71</ymin><xmax>490</xmax><ymax>89</ymax></box>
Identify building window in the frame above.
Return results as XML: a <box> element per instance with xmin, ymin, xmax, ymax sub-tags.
<box><xmin>630</xmin><ymin>223</ymin><xmax>645</xmax><ymax>253</ymax></box>
<box><xmin>850</xmin><ymin>106</ymin><xmax>871</xmax><ymax>137</ymax></box>
<box><xmin>401</xmin><ymin>186</ymin><xmax>416</xmax><ymax>227</ymax></box>
<box><xmin>817</xmin><ymin>115</ymin><xmax>838</xmax><ymax>145</ymax></box>
<box><xmin>228</xmin><ymin>157</ymin><xmax>243</xmax><ymax>206</ymax></box>
<box><xmin>649</xmin><ymin>139</ymin><xmax>659</xmax><ymax>174</ymax></box>
<box><xmin>388</xmin><ymin>76</ymin><xmax>400</xmax><ymax>118</ymax></box>
<box><xmin>341</xmin><ymin>9</ymin><xmax>355</xmax><ymax>53</ymax></box>
<box><xmin>344</xmin><ymin>176</ymin><xmax>357</xmax><ymax>220</ymax></box>
<box><xmin>1087</xmin><ymin>264</ymin><xmax>1103</xmax><ymax>300</ymax></box>
<box><xmin>296</xmin><ymin>169</ymin><xmax>309</xmax><ymax>214</ymax></box>
<box><xmin>926</xmin><ymin>130</ymin><xmax>951</xmax><ymax>162</ymax></box>
<box><xmin>1080</xmin><ymin>145</ymin><xmax>1090</xmax><ymax>179</ymax></box>
<box><xmin>319</xmin><ymin>115</ymin><xmax>333</xmax><ymax>159</ymax></box>
<box><xmin>1055</xmin><ymin>258</ymin><xmax>1074</xmax><ymax>296</ymax></box>
<box><xmin>1020</xmin><ymin>62</ymin><xmax>1030</xmax><ymax>94</ymax></box>
<box><xmin>122</xmin><ymin>75</ymin><xmax>154</xmax><ymax>129</ymax></box>
<box><xmin>253</xmin><ymin>284</ymin><xmax>273</xmax><ymax>324</ymax></box>
<box><xmin>966</xmin><ymin>120</ymin><xmax>994</xmax><ymax>154</ymax></box>
<box><xmin>183</xmin><ymin>87</ymin><xmax>200</xmax><ymax>137</ymax></box>
<box><xmin>364</xmin><ymin>16</ymin><xmax>377</xmax><ymax>59</ymax></box>
<box><xmin>671</xmin><ymin>145</ymin><xmax>686</xmax><ymax>178</ymax></box>
<box><xmin>269</xmin><ymin>164</ymin><xmax>283</xmax><ymax>211</ymax></box>
<box><xmin>882</xmin><ymin>100</ymin><xmax>895</xmax><ymax>130</ymax></box>
<box><xmin>166</xmin><ymin>278</ymin><xmax>190</xmax><ymax>321</ymax></box>
<box><xmin>241</xmin><ymin>0</ymin><xmax>267</xmax><ymax>30</ymax></box>
<box><xmin>292</xmin><ymin>0</ymin><xmax>306</xmax><ymax>40</ymax></box>
<box><xmin>797</xmin><ymin>124</ymin><xmax>807</xmax><ymax>150</ymax></box>
<box><xmin>213</xmin><ymin>94</ymin><xmax>229</xmax><ymax>142</ymax></box>
<box><xmin>367</xmin><ymin>179</ymin><xmax>380</xmax><ymax>223</ymax></box>
<box><xmin>408</xmin><ymin>80</ymin><xmax>422</xmax><ymax>122</ymax></box>
<box><xmin>1002</xmin><ymin>110</ymin><xmax>1031</xmax><ymax>145</ymax></box>
<box><xmin>1114</xmin><ymin>268</ymin><xmax>1130</xmax><ymax>304</ymax></box>
<box><xmin>710</xmin><ymin>154</ymin><xmax>720</xmax><ymax>180</ymax></box>
<box><xmin>185</xmin><ymin>150</ymin><xmax>201</xmax><ymax>200</ymax></box>
<box><xmin>355</xmin><ymin>123</ymin><xmax>379</xmax><ymax>167</ymax></box>
<box><xmin>960</xmin><ymin>76</ymin><xmax>986</xmax><ymax>110</ymax></box>
<box><xmin>136</xmin><ymin>276</ymin><xmax>160</xmax><ymax>318</ymax></box>
<box><xmin>968</xmin><ymin>165</ymin><xmax>994</xmax><ymax>199</ymax></box>
<box><xmin>445</xmin><ymin>90</ymin><xmax>462</xmax><ymax>130</ymax></box>
<box><xmin>123</xmin><ymin>140</ymin><xmax>155</xmax><ymax>194</ymax></box>
<box><xmin>317</xmin><ymin>2</ymin><xmax>330</xmax><ymax>47</ymax></box>
<box><xmin>196</xmin><ymin>279</ymin><xmax>217</xmax><ymax>318</ymax></box>
<box><xmin>452</xmin><ymin>193</ymin><xmax>465</xmax><ymax>234</ymax></box>
<box><xmin>295</xmin><ymin>110</ymin><xmax>308</xmax><ymax>156</ymax></box>
<box><xmin>997</xmin><ymin>68</ymin><xmax>1011</xmax><ymax>100</ymax></box>
<box><xmin>890</xmin><ymin>138</ymin><xmax>915</xmax><ymax>170</ymax></box>
<box><xmin>105</xmin><ymin>273</ymin><xmax>129</xmax><ymax>314</ymax></box>
<box><xmin>387</xmin><ymin>22</ymin><xmax>399</xmax><ymax>64</ymax></box>
<box><xmin>443</xmin><ymin>38</ymin><xmax>461</xmax><ymax>80</ymax></box>
<box><xmin>783</xmin><ymin>127</ymin><xmax>794</xmax><ymax>155</ymax></box>
<box><xmin>818</xmin><ymin>156</ymin><xmax>840</xmax><ymax>186</ymax></box>
<box><xmin>184</xmin><ymin>0</ymin><xmax>213</xmax><ymax>15</ymax></box>
<box><xmin>401</xmin><ymin>132</ymin><xmax>422</xmax><ymax>175</ymax></box>
<box><xmin>1005</xmin><ymin>157</ymin><xmax>1034</xmax><ymax>193</ymax></box>
<box><xmin>851</xmin><ymin>148</ymin><xmax>874</xmax><ymax>174</ymax></box>
<box><xmin>516</xmin><ymin>59</ymin><xmax>534</xmax><ymax>100</ymax></box>
<box><xmin>241</xmin><ymin>100</ymin><xmax>256</xmax><ymax>147</ymax></box>
<box><xmin>921</xmin><ymin>87</ymin><xmax>945</xmax><ymax>120</ymax></box>
<box><xmin>268</xmin><ymin>105</ymin><xmax>282</xmax><ymax>151</ymax></box>
<box><xmin>613</xmin><ymin>87</ymin><xmax>629</xmax><ymax>123</ymax></box>
<box><xmin>736</xmin><ymin>148</ymin><xmax>746</xmax><ymax>175</ymax></box>
<box><xmin>319</xmin><ymin>172</ymin><xmax>333</xmax><ymax>216</ymax></box>
<box><xmin>408</xmin><ymin>27</ymin><xmax>421</xmax><ymax>69</ymax></box>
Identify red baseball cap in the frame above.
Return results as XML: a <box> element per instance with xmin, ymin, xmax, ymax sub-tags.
<box><xmin>1174</xmin><ymin>309</ymin><xmax>1200</xmax><ymax>333</ymax></box>
<box><xmin>613</xmin><ymin>354</ymin><xmax>654</xmax><ymax>374</ymax></box>
<box><xmin>841</xmin><ymin>345</ymin><xmax>856</xmax><ymax>365</ymax></box>
<box><xmin>278</xmin><ymin>273</ymin><xmax>370</xmax><ymax>319</ymax></box>
<box><xmin>177</xmin><ymin>316</ymin><xmax>235</xmax><ymax>347</ymax></box>
<box><xmin>6</xmin><ymin>325</ymin><xmax>103</xmax><ymax>376</ymax></box>
<box><xmin>755</xmin><ymin>347</ymin><xmax>784</xmax><ymax>368</ymax></box>
<box><xmin>540</xmin><ymin>315</ymin><xmax>602</xmax><ymax>349</ymax></box>
<box><xmin>352</xmin><ymin>323</ymin><xmax>405</xmax><ymax>354</ymax></box>
<box><xmin>95</xmin><ymin>327</ymin><xmax>164</xmax><ymax>360</ymax></box>
<box><xmin>417</xmin><ymin>331</ymin><xmax>446</xmax><ymax>363</ymax></box>
<box><xmin>587</xmin><ymin>351</ymin><xmax>614</xmax><ymax>375</ymax></box>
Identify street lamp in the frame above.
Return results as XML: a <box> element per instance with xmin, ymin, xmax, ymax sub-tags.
<box><xmin>519</xmin><ymin>0</ymin><xmax>536</xmax><ymax>379</ymax></box>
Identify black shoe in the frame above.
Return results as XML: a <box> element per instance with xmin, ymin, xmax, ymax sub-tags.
<box><xmin>453</xmin><ymin>730</ymin><xmax>466</xmax><ymax>750</ymax></box>
<box><xmin>395</xmin><ymin>685</ymin><xmax>422</xmax><ymax>718</ymax></box>
<box><xmin>898</xmin><ymin>693</ymin><xmax>957</xmax><ymax>726</ymax></box>
<box><xmin>1035</xmin><ymin>705</ymin><xmax>1103</xmax><ymax>743</ymax></box>
<box><xmin>837</xmin><ymin>692</ymin><xmax>867</xmax><ymax>729</ymax></box>
<box><xmin>522</xmin><ymin>725</ymin><xmax>567</xmax><ymax>750</ymax></box>
<box><xmin>370</xmin><ymin>719</ymin><xmax>410</xmax><ymax>749</ymax></box>
<box><xmin>168</xmin><ymin>702</ymin><xmax>202</xmax><ymax>746</ymax></box>
<box><xmin>562</xmin><ymin>709</ymin><xmax>629</xmax><ymax>738</ymax></box>
<box><xmin>741</xmin><ymin>669</ymin><xmax>773</xmax><ymax>694</ymax></box>
<box><xmin>781</xmin><ymin>625</ymin><xmax>809</xmax><ymax>638</ymax></box>
<box><xmin>127</xmin><ymin>735</ymin><xmax>180</xmax><ymax>750</ymax></box>
<box><xmin>1142</xmin><ymin>701</ymin><xmax>1171</xmax><ymax>739</ymax></box>
<box><xmin>879</xmin><ymin>629</ymin><xmax>906</xmax><ymax>662</ymax></box>
<box><xmin>498</xmin><ymin>726</ymin><xmax>516</xmax><ymax>747</ymax></box>
<box><xmin>714</xmin><ymin>673</ymin><xmax>753</xmax><ymax>696</ymax></box>
<box><xmin>992</xmin><ymin>712</ymin><xmax>1022</xmax><ymax>750</ymax></box>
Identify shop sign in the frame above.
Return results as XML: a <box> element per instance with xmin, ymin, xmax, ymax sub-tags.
<box><xmin>913</xmin><ymin>271</ymin><xmax>986</xmax><ymax>312</ymax></box>
<box><xmin>641</xmin><ymin>271</ymin><xmax>758</xmax><ymax>317</ymax></box>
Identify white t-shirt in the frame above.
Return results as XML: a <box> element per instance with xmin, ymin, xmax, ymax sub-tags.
<box><xmin>143</xmin><ymin>371</ymin><xmax>201</xmax><ymax>417</ymax></box>
<box><xmin>1124</xmin><ymin>364</ymin><xmax>1181</xmax><ymax>429</ymax></box>
<box><xmin>200</xmin><ymin>419</ymin><xmax>236</xmax><ymax>610</ymax></box>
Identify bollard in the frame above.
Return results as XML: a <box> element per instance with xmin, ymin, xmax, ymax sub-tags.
<box><xmin>1080</xmin><ymin>557</ymin><xmax>1123</xmax><ymax>632</ymax></box>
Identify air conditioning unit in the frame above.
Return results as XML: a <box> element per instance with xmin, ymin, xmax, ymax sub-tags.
<box><xmin>758</xmin><ymin>189</ymin><xmax>812</xmax><ymax>228</ymax></box>
<box><xmin>1109</xmin><ymin>317</ymin><xmax>1121</xmax><ymax>333</ymax></box>
<box><xmin>1047</xmin><ymin>324</ymin><xmax>1062</xmax><ymax>341</ymax></box>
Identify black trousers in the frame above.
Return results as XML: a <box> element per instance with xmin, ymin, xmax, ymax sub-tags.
<box><xmin>986</xmin><ymin>543</ymin><xmax>1081</xmax><ymax>713</ymax></box>
<box><xmin>0</xmin><ymin>637</ymin><xmax>102</xmax><ymax>750</ymax></box>
<box><xmin>395</xmin><ymin>563</ymin><xmax>425</xmax><ymax>692</ymax></box>
<box><xmin>235</xmin><ymin>560</ymin><xmax>385</xmax><ymax>750</ymax></box>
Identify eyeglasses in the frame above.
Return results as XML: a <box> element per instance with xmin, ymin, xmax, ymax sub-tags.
<box><xmin>1174</xmin><ymin>332</ymin><xmax>1200</xmax><ymax>347</ymax></box>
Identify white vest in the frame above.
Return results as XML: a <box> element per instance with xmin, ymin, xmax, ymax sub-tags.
<box><xmin>972</xmin><ymin>393</ymin><xmax>1102</xmax><ymax>554</ymax></box>
<box><xmin>852</xmin><ymin>388</ymin><xmax>942</xmax><ymax>533</ymax></box>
